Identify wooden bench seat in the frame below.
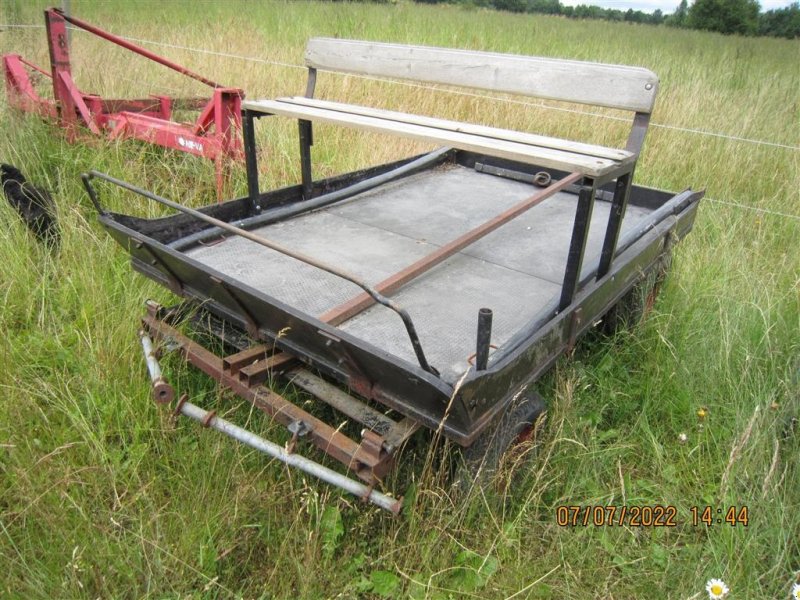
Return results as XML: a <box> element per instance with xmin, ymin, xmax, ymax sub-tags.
<box><xmin>240</xmin><ymin>39</ymin><xmax>661</xmax><ymax>313</ymax></box>
<box><xmin>243</xmin><ymin>96</ymin><xmax>636</xmax><ymax>178</ymax></box>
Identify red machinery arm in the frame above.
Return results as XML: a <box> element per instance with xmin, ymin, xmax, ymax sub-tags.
<box><xmin>52</xmin><ymin>8</ymin><xmax>224</xmax><ymax>89</ymax></box>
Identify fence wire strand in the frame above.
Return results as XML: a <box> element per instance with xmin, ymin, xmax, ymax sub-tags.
<box><xmin>2</xmin><ymin>22</ymin><xmax>799</xmax><ymax>222</ymax></box>
<box><xmin>3</xmin><ymin>22</ymin><xmax>797</xmax><ymax>151</ymax></box>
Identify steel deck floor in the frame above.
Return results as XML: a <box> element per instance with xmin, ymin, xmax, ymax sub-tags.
<box><xmin>187</xmin><ymin>165</ymin><xmax>652</xmax><ymax>382</ymax></box>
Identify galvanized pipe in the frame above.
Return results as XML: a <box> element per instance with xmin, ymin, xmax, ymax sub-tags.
<box><xmin>177</xmin><ymin>399</ymin><xmax>402</xmax><ymax>514</ymax></box>
<box><xmin>139</xmin><ymin>331</ymin><xmax>174</xmax><ymax>404</ymax></box>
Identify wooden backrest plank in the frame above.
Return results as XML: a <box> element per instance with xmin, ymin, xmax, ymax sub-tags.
<box><xmin>305</xmin><ymin>38</ymin><xmax>658</xmax><ymax>113</ymax></box>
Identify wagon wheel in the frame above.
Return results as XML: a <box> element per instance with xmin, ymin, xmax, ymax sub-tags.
<box><xmin>457</xmin><ymin>391</ymin><xmax>547</xmax><ymax>490</ymax></box>
<box><xmin>600</xmin><ymin>251</ymin><xmax>672</xmax><ymax>335</ymax></box>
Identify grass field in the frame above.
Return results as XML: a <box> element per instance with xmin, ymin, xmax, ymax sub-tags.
<box><xmin>0</xmin><ymin>0</ymin><xmax>798</xmax><ymax>598</ymax></box>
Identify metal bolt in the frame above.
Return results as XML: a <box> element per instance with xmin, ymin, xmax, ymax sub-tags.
<box><xmin>645</xmin><ymin>83</ymin><xmax>653</xmax><ymax>90</ymax></box>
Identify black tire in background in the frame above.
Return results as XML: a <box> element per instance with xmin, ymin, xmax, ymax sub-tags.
<box><xmin>600</xmin><ymin>252</ymin><xmax>672</xmax><ymax>335</ymax></box>
<box><xmin>458</xmin><ymin>391</ymin><xmax>546</xmax><ymax>489</ymax></box>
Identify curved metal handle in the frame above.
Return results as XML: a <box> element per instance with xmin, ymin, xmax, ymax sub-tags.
<box><xmin>82</xmin><ymin>171</ymin><xmax>439</xmax><ymax>376</ymax></box>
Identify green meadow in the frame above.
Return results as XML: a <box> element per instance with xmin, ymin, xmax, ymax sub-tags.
<box><xmin>0</xmin><ymin>1</ymin><xmax>797</xmax><ymax>597</ymax></box>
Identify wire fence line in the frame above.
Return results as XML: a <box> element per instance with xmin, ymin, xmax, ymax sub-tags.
<box><xmin>96</xmin><ymin>33</ymin><xmax>800</xmax><ymax>152</ymax></box>
<box><xmin>3</xmin><ymin>22</ymin><xmax>798</xmax><ymax>151</ymax></box>
<box><xmin>704</xmin><ymin>198</ymin><xmax>800</xmax><ymax>222</ymax></box>
<box><xmin>2</xmin><ymin>23</ymin><xmax>799</xmax><ymax>223</ymax></box>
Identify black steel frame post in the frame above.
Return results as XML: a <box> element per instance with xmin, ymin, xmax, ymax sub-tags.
<box><xmin>299</xmin><ymin>119</ymin><xmax>314</xmax><ymax>200</ymax></box>
<box><xmin>475</xmin><ymin>308</ymin><xmax>493</xmax><ymax>371</ymax></box>
<box><xmin>597</xmin><ymin>168</ymin><xmax>634</xmax><ymax>278</ymax></box>
<box><xmin>559</xmin><ymin>179</ymin><xmax>597</xmax><ymax>312</ymax></box>
<box><xmin>305</xmin><ymin>67</ymin><xmax>317</xmax><ymax>99</ymax></box>
<box><xmin>243</xmin><ymin>109</ymin><xmax>260</xmax><ymax>212</ymax></box>
<box><xmin>625</xmin><ymin>112</ymin><xmax>651</xmax><ymax>154</ymax></box>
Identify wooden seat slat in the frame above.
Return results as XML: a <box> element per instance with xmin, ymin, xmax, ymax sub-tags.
<box><xmin>243</xmin><ymin>98</ymin><xmax>631</xmax><ymax>177</ymax></box>
<box><xmin>278</xmin><ymin>96</ymin><xmax>633</xmax><ymax>162</ymax></box>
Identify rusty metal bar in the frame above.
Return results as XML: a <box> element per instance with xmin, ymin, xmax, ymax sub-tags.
<box><xmin>287</xmin><ymin>369</ymin><xmax>418</xmax><ymax>450</ymax></box>
<box><xmin>320</xmin><ymin>171</ymin><xmax>582</xmax><ymax>325</ymax></box>
<box><xmin>238</xmin><ymin>353</ymin><xmax>297</xmax><ymax>387</ymax></box>
<box><xmin>597</xmin><ymin>170</ymin><xmax>633</xmax><ymax>279</ymax></box>
<box><xmin>223</xmin><ymin>345</ymin><xmax>269</xmax><ymax>375</ymax></box>
<box><xmin>176</xmin><ymin>399</ymin><xmax>401</xmax><ymax>513</ymax></box>
<box><xmin>142</xmin><ymin>310</ymin><xmax>395</xmax><ymax>482</ymax></box>
<box><xmin>299</xmin><ymin>119</ymin><xmax>314</xmax><ymax>200</ymax></box>
<box><xmin>53</xmin><ymin>8</ymin><xmax>223</xmax><ymax>89</ymax></box>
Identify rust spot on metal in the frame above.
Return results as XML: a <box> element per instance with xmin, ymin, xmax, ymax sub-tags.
<box><xmin>201</xmin><ymin>410</ymin><xmax>217</xmax><ymax>427</ymax></box>
<box><xmin>173</xmin><ymin>392</ymin><xmax>189</xmax><ymax>417</ymax></box>
<box><xmin>142</xmin><ymin>313</ymin><xmax>395</xmax><ymax>483</ymax></box>
<box><xmin>152</xmin><ymin>377</ymin><xmax>174</xmax><ymax>404</ymax></box>
<box><xmin>466</xmin><ymin>344</ymin><xmax>499</xmax><ymax>366</ymax></box>
<box><xmin>238</xmin><ymin>353</ymin><xmax>298</xmax><ymax>387</ymax></box>
<box><xmin>223</xmin><ymin>345</ymin><xmax>269</xmax><ymax>375</ymax></box>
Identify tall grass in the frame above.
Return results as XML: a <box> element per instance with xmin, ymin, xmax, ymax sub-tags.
<box><xmin>0</xmin><ymin>1</ymin><xmax>797</xmax><ymax>598</ymax></box>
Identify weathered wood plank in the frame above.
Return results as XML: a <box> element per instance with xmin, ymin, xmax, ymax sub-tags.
<box><xmin>305</xmin><ymin>38</ymin><xmax>658</xmax><ymax>113</ymax></box>
<box><xmin>279</xmin><ymin>96</ymin><xmax>633</xmax><ymax>161</ymax></box>
<box><xmin>243</xmin><ymin>99</ymin><xmax>628</xmax><ymax>177</ymax></box>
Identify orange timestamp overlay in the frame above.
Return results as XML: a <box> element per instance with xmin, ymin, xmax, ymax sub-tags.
<box><xmin>555</xmin><ymin>505</ymin><xmax>749</xmax><ymax>527</ymax></box>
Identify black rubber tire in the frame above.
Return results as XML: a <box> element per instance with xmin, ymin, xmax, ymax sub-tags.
<box><xmin>457</xmin><ymin>391</ymin><xmax>546</xmax><ymax>489</ymax></box>
<box><xmin>600</xmin><ymin>252</ymin><xmax>671</xmax><ymax>336</ymax></box>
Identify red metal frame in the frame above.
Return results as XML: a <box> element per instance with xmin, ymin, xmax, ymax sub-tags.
<box><xmin>3</xmin><ymin>8</ymin><xmax>243</xmax><ymax>197</ymax></box>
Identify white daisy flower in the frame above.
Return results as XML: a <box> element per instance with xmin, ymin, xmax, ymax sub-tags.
<box><xmin>706</xmin><ymin>578</ymin><xmax>729</xmax><ymax>599</ymax></box>
<box><xmin>792</xmin><ymin>581</ymin><xmax>800</xmax><ymax>600</ymax></box>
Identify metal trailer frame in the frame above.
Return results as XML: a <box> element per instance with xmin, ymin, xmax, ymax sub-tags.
<box><xmin>3</xmin><ymin>8</ymin><xmax>243</xmax><ymax>197</ymax></box>
<box><xmin>83</xmin><ymin>147</ymin><xmax>702</xmax><ymax>511</ymax></box>
<box><xmin>79</xmin><ymin>40</ymin><xmax>705</xmax><ymax>511</ymax></box>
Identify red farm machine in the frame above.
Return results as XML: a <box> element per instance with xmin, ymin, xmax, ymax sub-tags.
<box><xmin>3</xmin><ymin>8</ymin><xmax>243</xmax><ymax>196</ymax></box>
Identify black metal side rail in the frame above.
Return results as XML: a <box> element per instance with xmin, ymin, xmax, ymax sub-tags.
<box><xmin>82</xmin><ymin>170</ymin><xmax>438</xmax><ymax>376</ymax></box>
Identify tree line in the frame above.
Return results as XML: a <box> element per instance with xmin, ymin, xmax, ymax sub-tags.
<box><xmin>411</xmin><ymin>0</ymin><xmax>800</xmax><ymax>38</ymax></box>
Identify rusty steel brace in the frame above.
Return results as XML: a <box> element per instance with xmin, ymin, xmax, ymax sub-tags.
<box><xmin>137</xmin><ymin>331</ymin><xmax>402</xmax><ymax>513</ymax></box>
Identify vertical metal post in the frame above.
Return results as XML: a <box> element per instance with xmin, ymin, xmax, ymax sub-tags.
<box><xmin>243</xmin><ymin>109</ymin><xmax>260</xmax><ymax>213</ymax></box>
<box><xmin>305</xmin><ymin>67</ymin><xmax>317</xmax><ymax>99</ymax></box>
<box><xmin>299</xmin><ymin>119</ymin><xmax>314</xmax><ymax>200</ymax></box>
<box><xmin>216</xmin><ymin>89</ymin><xmax>243</xmax><ymax>159</ymax></box>
<box><xmin>475</xmin><ymin>308</ymin><xmax>493</xmax><ymax>371</ymax></box>
<box><xmin>559</xmin><ymin>180</ymin><xmax>596</xmax><ymax>311</ymax></box>
<box><xmin>45</xmin><ymin>9</ymin><xmax>74</xmax><ymax>128</ymax></box>
<box><xmin>597</xmin><ymin>170</ymin><xmax>633</xmax><ymax>279</ymax></box>
<box><xmin>625</xmin><ymin>112</ymin><xmax>651</xmax><ymax>154</ymax></box>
